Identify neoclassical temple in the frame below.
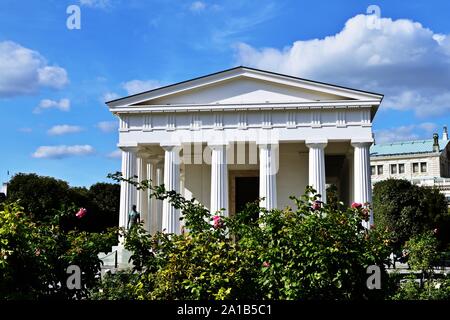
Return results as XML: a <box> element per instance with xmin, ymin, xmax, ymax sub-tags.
<box><xmin>107</xmin><ymin>66</ymin><xmax>382</xmax><ymax>234</ymax></box>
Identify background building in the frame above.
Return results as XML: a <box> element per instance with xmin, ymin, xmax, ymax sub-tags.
<box><xmin>370</xmin><ymin>127</ymin><xmax>450</xmax><ymax>203</ymax></box>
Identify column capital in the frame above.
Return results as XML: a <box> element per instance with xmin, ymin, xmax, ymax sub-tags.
<box><xmin>137</xmin><ymin>150</ymin><xmax>150</xmax><ymax>158</ymax></box>
<box><xmin>148</xmin><ymin>155</ymin><xmax>164</xmax><ymax>165</ymax></box>
<box><xmin>119</xmin><ymin>145</ymin><xmax>138</xmax><ymax>153</ymax></box>
<box><xmin>305</xmin><ymin>139</ymin><xmax>328</xmax><ymax>149</ymax></box>
<box><xmin>160</xmin><ymin>143</ymin><xmax>182</xmax><ymax>151</ymax></box>
<box><xmin>351</xmin><ymin>139</ymin><xmax>373</xmax><ymax>148</ymax></box>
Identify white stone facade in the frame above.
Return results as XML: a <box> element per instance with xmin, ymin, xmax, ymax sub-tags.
<box><xmin>107</xmin><ymin>67</ymin><xmax>383</xmax><ymax>234</ymax></box>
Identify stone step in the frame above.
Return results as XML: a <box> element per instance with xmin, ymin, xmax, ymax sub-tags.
<box><xmin>98</xmin><ymin>245</ymin><xmax>134</xmax><ymax>269</ymax></box>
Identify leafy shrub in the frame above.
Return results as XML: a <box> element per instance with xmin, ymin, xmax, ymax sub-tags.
<box><xmin>0</xmin><ymin>203</ymin><xmax>117</xmax><ymax>300</ymax></box>
<box><xmin>104</xmin><ymin>173</ymin><xmax>392</xmax><ymax>300</ymax></box>
<box><xmin>406</xmin><ymin>231</ymin><xmax>439</xmax><ymax>273</ymax></box>
<box><xmin>392</xmin><ymin>276</ymin><xmax>450</xmax><ymax>300</ymax></box>
<box><xmin>90</xmin><ymin>270</ymin><xmax>142</xmax><ymax>300</ymax></box>
<box><xmin>373</xmin><ymin>179</ymin><xmax>449</xmax><ymax>250</ymax></box>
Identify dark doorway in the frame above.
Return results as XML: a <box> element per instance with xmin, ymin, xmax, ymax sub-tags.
<box><xmin>235</xmin><ymin>176</ymin><xmax>259</xmax><ymax>214</ymax></box>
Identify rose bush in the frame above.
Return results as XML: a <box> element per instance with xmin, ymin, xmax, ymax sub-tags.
<box><xmin>98</xmin><ymin>173</ymin><xmax>392</xmax><ymax>300</ymax></box>
<box><xmin>0</xmin><ymin>202</ymin><xmax>117</xmax><ymax>300</ymax></box>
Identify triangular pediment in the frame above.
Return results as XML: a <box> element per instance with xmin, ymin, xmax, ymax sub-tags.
<box><xmin>144</xmin><ymin>77</ymin><xmax>351</xmax><ymax>105</ymax></box>
<box><xmin>107</xmin><ymin>66</ymin><xmax>383</xmax><ymax>108</ymax></box>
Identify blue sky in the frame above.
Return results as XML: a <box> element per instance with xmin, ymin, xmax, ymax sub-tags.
<box><xmin>1</xmin><ymin>0</ymin><xmax>450</xmax><ymax>187</ymax></box>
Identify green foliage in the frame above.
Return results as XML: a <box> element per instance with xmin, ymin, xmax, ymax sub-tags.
<box><xmin>90</xmin><ymin>270</ymin><xmax>142</xmax><ymax>300</ymax></box>
<box><xmin>6</xmin><ymin>173</ymin><xmax>120</xmax><ymax>232</ymax></box>
<box><xmin>373</xmin><ymin>179</ymin><xmax>449</xmax><ymax>250</ymax></box>
<box><xmin>389</xmin><ymin>231</ymin><xmax>448</xmax><ymax>300</ymax></box>
<box><xmin>102</xmin><ymin>173</ymin><xmax>392</xmax><ymax>300</ymax></box>
<box><xmin>391</xmin><ymin>276</ymin><xmax>450</xmax><ymax>300</ymax></box>
<box><xmin>406</xmin><ymin>231</ymin><xmax>439</xmax><ymax>272</ymax></box>
<box><xmin>238</xmin><ymin>189</ymin><xmax>391</xmax><ymax>300</ymax></box>
<box><xmin>7</xmin><ymin>173</ymin><xmax>71</xmax><ymax>222</ymax></box>
<box><xmin>0</xmin><ymin>203</ymin><xmax>117</xmax><ymax>300</ymax></box>
<box><xmin>88</xmin><ymin>182</ymin><xmax>120</xmax><ymax>229</ymax></box>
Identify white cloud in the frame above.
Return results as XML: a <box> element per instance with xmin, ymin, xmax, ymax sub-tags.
<box><xmin>101</xmin><ymin>80</ymin><xmax>162</xmax><ymax>103</ymax></box>
<box><xmin>121</xmin><ymin>79</ymin><xmax>161</xmax><ymax>95</ymax></box>
<box><xmin>374</xmin><ymin>122</ymin><xmax>439</xmax><ymax>144</ymax></box>
<box><xmin>47</xmin><ymin>125</ymin><xmax>83</xmax><ymax>136</ymax></box>
<box><xmin>34</xmin><ymin>98</ymin><xmax>70</xmax><ymax>113</ymax></box>
<box><xmin>107</xmin><ymin>150</ymin><xmax>122</xmax><ymax>159</ymax></box>
<box><xmin>96</xmin><ymin>121</ymin><xmax>117</xmax><ymax>132</ymax></box>
<box><xmin>0</xmin><ymin>41</ymin><xmax>69</xmax><ymax>97</ymax></box>
<box><xmin>102</xmin><ymin>92</ymin><xmax>120</xmax><ymax>102</ymax></box>
<box><xmin>79</xmin><ymin>0</ymin><xmax>111</xmax><ymax>9</ymax></box>
<box><xmin>190</xmin><ymin>1</ymin><xmax>206</xmax><ymax>12</ymax></box>
<box><xmin>235</xmin><ymin>14</ymin><xmax>450</xmax><ymax>117</ymax></box>
<box><xmin>32</xmin><ymin>145</ymin><xmax>95</xmax><ymax>159</ymax></box>
<box><xmin>37</xmin><ymin>66</ymin><xmax>68</xmax><ymax>89</ymax></box>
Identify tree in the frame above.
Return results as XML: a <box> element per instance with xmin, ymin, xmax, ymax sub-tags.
<box><xmin>7</xmin><ymin>173</ymin><xmax>71</xmax><ymax>222</ymax></box>
<box><xmin>6</xmin><ymin>173</ymin><xmax>120</xmax><ymax>233</ymax></box>
<box><xmin>88</xmin><ymin>183</ymin><xmax>120</xmax><ymax>230</ymax></box>
<box><xmin>406</xmin><ymin>231</ymin><xmax>439</xmax><ymax>273</ymax></box>
<box><xmin>373</xmin><ymin>179</ymin><xmax>449</xmax><ymax>250</ymax></box>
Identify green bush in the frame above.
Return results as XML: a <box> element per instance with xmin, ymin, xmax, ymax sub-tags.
<box><xmin>406</xmin><ymin>231</ymin><xmax>439</xmax><ymax>273</ymax></box>
<box><xmin>90</xmin><ymin>270</ymin><xmax>142</xmax><ymax>300</ymax></box>
<box><xmin>392</xmin><ymin>276</ymin><xmax>450</xmax><ymax>300</ymax></box>
<box><xmin>373</xmin><ymin>179</ymin><xmax>449</xmax><ymax>250</ymax></box>
<box><xmin>0</xmin><ymin>203</ymin><xmax>117</xmax><ymax>300</ymax></box>
<box><xmin>102</xmin><ymin>173</ymin><xmax>392</xmax><ymax>300</ymax></box>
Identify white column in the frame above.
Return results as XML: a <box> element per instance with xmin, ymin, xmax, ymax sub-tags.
<box><xmin>209</xmin><ymin>143</ymin><xmax>229</xmax><ymax>215</ymax></box>
<box><xmin>352</xmin><ymin>141</ymin><xmax>373</xmax><ymax>227</ymax></box>
<box><xmin>258</xmin><ymin>143</ymin><xmax>278</xmax><ymax>210</ymax></box>
<box><xmin>161</xmin><ymin>145</ymin><xmax>181</xmax><ymax>234</ymax></box>
<box><xmin>145</xmin><ymin>159</ymin><xmax>155</xmax><ymax>233</ymax></box>
<box><xmin>119</xmin><ymin>147</ymin><xmax>137</xmax><ymax>235</ymax></box>
<box><xmin>306</xmin><ymin>140</ymin><xmax>327</xmax><ymax>202</ymax></box>
<box><xmin>179</xmin><ymin>167</ymin><xmax>186</xmax><ymax>232</ymax></box>
<box><xmin>155</xmin><ymin>161</ymin><xmax>164</xmax><ymax>232</ymax></box>
<box><xmin>136</xmin><ymin>155</ymin><xmax>148</xmax><ymax>228</ymax></box>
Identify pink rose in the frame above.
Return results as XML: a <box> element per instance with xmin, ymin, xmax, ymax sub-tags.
<box><xmin>262</xmin><ymin>261</ymin><xmax>270</xmax><ymax>268</ymax></box>
<box><xmin>213</xmin><ymin>215</ymin><xmax>223</xmax><ymax>229</ymax></box>
<box><xmin>351</xmin><ymin>202</ymin><xmax>362</xmax><ymax>209</ymax></box>
<box><xmin>76</xmin><ymin>207</ymin><xmax>87</xmax><ymax>219</ymax></box>
<box><xmin>312</xmin><ymin>200</ymin><xmax>322</xmax><ymax>211</ymax></box>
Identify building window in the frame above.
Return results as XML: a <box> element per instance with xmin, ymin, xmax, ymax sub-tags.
<box><xmin>421</xmin><ymin>162</ymin><xmax>427</xmax><ymax>173</ymax></box>
<box><xmin>399</xmin><ymin>163</ymin><xmax>405</xmax><ymax>174</ymax></box>
<box><xmin>413</xmin><ymin>163</ymin><xmax>419</xmax><ymax>173</ymax></box>
<box><xmin>371</xmin><ymin>166</ymin><xmax>376</xmax><ymax>175</ymax></box>
<box><xmin>390</xmin><ymin>164</ymin><xmax>397</xmax><ymax>174</ymax></box>
<box><xmin>377</xmin><ymin>165</ymin><xmax>383</xmax><ymax>175</ymax></box>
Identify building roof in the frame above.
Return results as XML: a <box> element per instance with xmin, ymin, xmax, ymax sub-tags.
<box><xmin>371</xmin><ymin>139</ymin><xmax>449</xmax><ymax>157</ymax></box>
<box><xmin>106</xmin><ymin>66</ymin><xmax>383</xmax><ymax>108</ymax></box>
